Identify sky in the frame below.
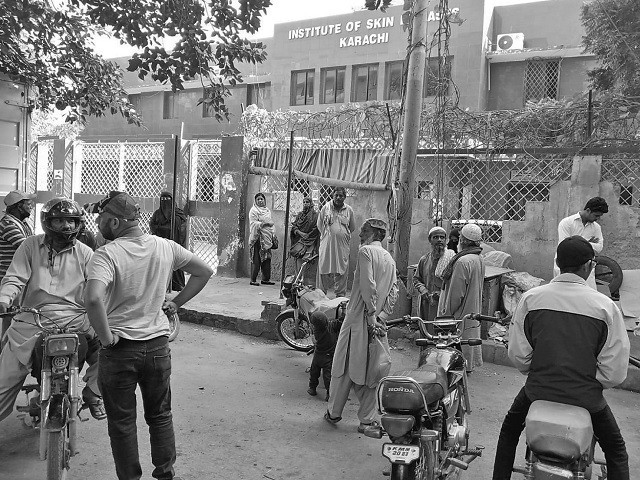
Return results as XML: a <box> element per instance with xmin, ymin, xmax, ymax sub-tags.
<box><xmin>95</xmin><ymin>0</ymin><xmax>548</xmax><ymax>59</ymax></box>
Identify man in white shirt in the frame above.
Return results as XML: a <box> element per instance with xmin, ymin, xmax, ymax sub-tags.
<box><xmin>554</xmin><ymin>196</ymin><xmax>608</xmax><ymax>289</ymax></box>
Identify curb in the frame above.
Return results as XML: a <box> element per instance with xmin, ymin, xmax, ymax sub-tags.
<box><xmin>178</xmin><ymin>306</ymin><xmax>640</xmax><ymax>394</ymax></box>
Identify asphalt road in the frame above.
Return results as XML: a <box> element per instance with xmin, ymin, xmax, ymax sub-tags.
<box><xmin>1</xmin><ymin>323</ymin><xmax>639</xmax><ymax>480</ymax></box>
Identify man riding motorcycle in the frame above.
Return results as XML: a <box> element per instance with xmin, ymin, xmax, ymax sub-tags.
<box><xmin>492</xmin><ymin>236</ymin><xmax>630</xmax><ymax>479</ymax></box>
<box><xmin>0</xmin><ymin>197</ymin><xmax>105</xmax><ymax>422</ymax></box>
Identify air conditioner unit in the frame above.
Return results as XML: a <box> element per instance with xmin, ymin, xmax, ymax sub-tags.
<box><xmin>496</xmin><ymin>33</ymin><xmax>524</xmax><ymax>51</ymax></box>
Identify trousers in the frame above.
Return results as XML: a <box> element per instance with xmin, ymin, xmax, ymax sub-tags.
<box><xmin>309</xmin><ymin>351</ymin><xmax>332</xmax><ymax>391</ymax></box>
<box><xmin>327</xmin><ymin>349</ymin><xmax>376</xmax><ymax>424</ymax></box>
<box><xmin>318</xmin><ymin>272</ymin><xmax>348</xmax><ymax>297</ymax></box>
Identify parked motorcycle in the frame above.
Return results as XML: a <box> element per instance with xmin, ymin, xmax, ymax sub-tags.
<box><xmin>364</xmin><ymin>313</ymin><xmax>507</xmax><ymax>480</ymax></box>
<box><xmin>277</xmin><ymin>255</ymin><xmax>348</xmax><ymax>352</ymax></box>
<box><xmin>3</xmin><ymin>306</ymin><xmax>93</xmax><ymax>480</ymax></box>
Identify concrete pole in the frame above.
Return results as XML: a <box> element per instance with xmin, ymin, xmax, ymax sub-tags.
<box><xmin>394</xmin><ymin>0</ymin><xmax>429</xmax><ymax>278</ymax></box>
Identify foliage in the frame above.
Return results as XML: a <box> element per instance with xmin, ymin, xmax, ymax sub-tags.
<box><xmin>582</xmin><ymin>0</ymin><xmax>640</xmax><ymax>97</ymax></box>
<box><xmin>0</xmin><ymin>0</ymin><xmax>270</xmax><ymax>125</ymax></box>
<box><xmin>31</xmin><ymin>109</ymin><xmax>84</xmax><ymax>140</ymax></box>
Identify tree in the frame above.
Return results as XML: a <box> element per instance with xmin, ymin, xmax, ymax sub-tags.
<box><xmin>31</xmin><ymin>109</ymin><xmax>84</xmax><ymax>140</ymax></box>
<box><xmin>0</xmin><ymin>0</ymin><xmax>270</xmax><ymax>125</ymax></box>
<box><xmin>582</xmin><ymin>0</ymin><xmax>640</xmax><ymax>97</ymax></box>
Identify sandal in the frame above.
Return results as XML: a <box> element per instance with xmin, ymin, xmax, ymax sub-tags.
<box><xmin>82</xmin><ymin>387</ymin><xmax>107</xmax><ymax>420</ymax></box>
<box><xmin>358</xmin><ymin>420</ymin><xmax>380</xmax><ymax>434</ymax></box>
<box><xmin>324</xmin><ymin>410</ymin><xmax>341</xmax><ymax>425</ymax></box>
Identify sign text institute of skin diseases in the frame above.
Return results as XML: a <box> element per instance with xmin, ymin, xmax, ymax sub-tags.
<box><xmin>287</xmin><ymin>8</ymin><xmax>460</xmax><ymax>48</ymax></box>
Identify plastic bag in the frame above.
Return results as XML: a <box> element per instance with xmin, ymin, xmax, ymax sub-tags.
<box><xmin>502</xmin><ymin>284</ymin><xmax>521</xmax><ymax>316</ymax></box>
<box><xmin>366</xmin><ymin>335</ymin><xmax>392</xmax><ymax>388</ymax></box>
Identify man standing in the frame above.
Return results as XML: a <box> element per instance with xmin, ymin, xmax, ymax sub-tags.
<box><xmin>554</xmin><ymin>196</ymin><xmax>608</xmax><ymax>289</ymax></box>
<box><xmin>492</xmin><ymin>236</ymin><xmax>629</xmax><ymax>479</ymax></box>
<box><xmin>289</xmin><ymin>196</ymin><xmax>319</xmax><ymax>287</ymax></box>
<box><xmin>0</xmin><ymin>190</ymin><xmax>36</xmax><ymax>348</ymax></box>
<box><xmin>150</xmin><ymin>191</ymin><xmax>188</xmax><ymax>292</ymax></box>
<box><xmin>85</xmin><ymin>191</ymin><xmax>212</xmax><ymax>480</ymax></box>
<box><xmin>438</xmin><ymin>223</ymin><xmax>485</xmax><ymax>372</ymax></box>
<box><xmin>324</xmin><ymin>219</ymin><xmax>398</xmax><ymax>432</ymax></box>
<box><xmin>413</xmin><ymin>226</ymin><xmax>455</xmax><ymax>323</ymax></box>
<box><xmin>317</xmin><ymin>187</ymin><xmax>356</xmax><ymax>297</ymax></box>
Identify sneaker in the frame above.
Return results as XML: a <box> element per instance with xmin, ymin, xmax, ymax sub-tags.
<box><xmin>250</xmin><ymin>281</ymin><xmax>259</xmax><ymax>286</ymax></box>
<box><xmin>307</xmin><ymin>388</ymin><xmax>317</xmax><ymax>396</ymax></box>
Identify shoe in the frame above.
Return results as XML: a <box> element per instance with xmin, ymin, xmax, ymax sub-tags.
<box><xmin>261</xmin><ymin>280</ymin><xmax>275</xmax><ymax>285</ymax></box>
<box><xmin>82</xmin><ymin>387</ymin><xmax>107</xmax><ymax>420</ymax></box>
<box><xmin>324</xmin><ymin>410</ymin><xmax>341</xmax><ymax>425</ymax></box>
<box><xmin>357</xmin><ymin>420</ymin><xmax>380</xmax><ymax>434</ymax></box>
<box><xmin>307</xmin><ymin>388</ymin><xmax>317</xmax><ymax>396</ymax></box>
<box><xmin>250</xmin><ymin>281</ymin><xmax>259</xmax><ymax>286</ymax></box>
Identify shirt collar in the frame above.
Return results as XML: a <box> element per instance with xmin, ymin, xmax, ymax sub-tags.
<box><xmin>550</xmin><ymin>272</ymin><xmax>587</xmax><ymax>285</ymax></box>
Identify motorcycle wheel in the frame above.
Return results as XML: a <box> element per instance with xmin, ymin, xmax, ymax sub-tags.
<box><xmin>167</xmin><ymin>312</ymin><xmax>180</xmax><ymax>342</ymax></box>
<box><xmin>47</xmin><ymin>430</ymin><xmax>68</xmax><ymax>480</ymax></box>
<box><xmin>415</xmin><ymin>437</ymin><xmax>437</xmax><ymax>480</ymax></box>
<box><xmin>276</xmin><ymin>310</ymin><xmax>313</xmax><ymax>352</ymax></box>
<box><xmin>594</xmin><ymin>255</ymin><xmax>623</xmax><ymax>300</ymax></box>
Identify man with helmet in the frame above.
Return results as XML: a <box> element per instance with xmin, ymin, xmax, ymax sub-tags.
<box><xmin>438</xmin><ymin>223</ymin><xmax>485</xmax><ymax>372</ymax></box>
<box><xmin>0</xmin><ymin>197</ymin><xmax>106</xmax><ymax>423</ymax></box>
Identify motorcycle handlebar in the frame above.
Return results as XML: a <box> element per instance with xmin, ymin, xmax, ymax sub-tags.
<box><xmin>473</xmin><ymin>313</ymin><xmax>511</xmax><ymax>324</ymax></box>
<box><xmin>384</xmin><ymin>315</ymin><xmax>415</xmax><ymax>327</ymax></box>
<box><xmin>415</xmin><ymin>337</ymin><xmax>483</xmax><ymax>347</ymax></box>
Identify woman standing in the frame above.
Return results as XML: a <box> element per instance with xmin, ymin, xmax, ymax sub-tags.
<box><xmin>249</xmin><ymin>192</ymin><xmax>276</xmax><ymax>286</ymax></box>
<box><xmin>289</xmin><ymin>196</ymin><xmax>319</xmax><ymax>287</ymax></box>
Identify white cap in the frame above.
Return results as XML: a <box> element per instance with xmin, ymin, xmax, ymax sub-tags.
<box><xmin>461</xmin><ymin>224</ymin><xmax>482</xmax><ymax>242</ymax></box>
<box><xmin>428</xmin><ymin>226</ymin><xmax>446</xmax><ymax>238</ymax></box>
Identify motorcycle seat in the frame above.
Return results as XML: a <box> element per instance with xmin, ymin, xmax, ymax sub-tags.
<box><xmin>526</xmin><ymin>400</ymin><xmax>593</xmax><ymax>462</ymax></box>
<box><xmin>396</xmin><ymin>365</ymin><xmax>447</xmax><ymax>404</ymax></box>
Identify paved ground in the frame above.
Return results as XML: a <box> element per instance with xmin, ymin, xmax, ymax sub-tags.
<box><xmin>1</xmin><ymin>324</ymin><xmax>639</xmax><ymax>480</ymax></box>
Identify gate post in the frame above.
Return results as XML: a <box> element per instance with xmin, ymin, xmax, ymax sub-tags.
<box><xmin>51</xmin><ymin>138</ymin><xmax>67</xmax><ymax>199</ymax></box>
<box><xmin>217</xmin><ymin>136</ymin><xmax>248</xmax><ymax>277</ymax></box>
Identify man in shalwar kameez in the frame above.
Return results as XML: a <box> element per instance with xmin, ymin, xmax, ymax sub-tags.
<box><xmin>324</xmin><ymin>218</ymin><xmax>398</xmax><ymax>432</ymax></box>
<box><xmin>316</xmin><ymin>187</ymin><xmax>356</xmax><ymax>297</ymax></box>
<box><xmin>438</xmin><ymin>223</ymin><xmax>485</xmax><ymax>372</ymax></box>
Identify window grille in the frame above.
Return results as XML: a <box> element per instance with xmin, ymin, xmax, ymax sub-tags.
<box><xmin>320</xmin><ymin>67</ymin><xmax>346</xmax><ymax>104</ymax></box>
<box><xmin>385</xmin><ymin>61</ymin><xmax>404</xmax><ymax>101</ymax></box>
<box><xmin>524</xmin><ymin>59</ymin><xmax>561</xmax><ymax>104</ymax></box>
<box><xmin>351</xmin><ymin>64</ymin><xmax>378</xmax><ymax>102</ymax></box>
<box><xmin>291</xmin><ymin>70</ymin><xmax>315</xmax><ymax>106</ymax></box>
<box><xmin>619</xmin><ymin>185</ymin><xmax>633</xmax><ymax>206</ymax></box>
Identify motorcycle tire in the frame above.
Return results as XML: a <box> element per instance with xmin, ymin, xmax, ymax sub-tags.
<box><xmin>389</xmin><ymin>438</ymin><xmax>436</xmax><ymax>480</ymax></box>
<box><xmin>167</xmin><ymin>312</ymin><xmax>180</xmax><ymax>342</ymax></box>
<box><xmin>47</xmin><ymin>430</ymin><xmax>68</xmax><ymax>480</ymax></box>
<box><xmin>594</xmin><ymin>255</ymin><xmax>623</xmax><ymax>299</ymax></box>
<box><xmin>276</xmin><ymin>310</ymin><xmax>314</xmax><ymax>352</ymax></box>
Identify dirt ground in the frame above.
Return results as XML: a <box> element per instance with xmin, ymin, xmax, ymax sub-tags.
<box><xmin>1</xmin><ymin>323</ymin><xmax>639</xmax><ymax>480</ymax></box>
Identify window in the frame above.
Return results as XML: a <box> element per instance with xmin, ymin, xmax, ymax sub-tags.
<box><xmin>290</xmin><ymin>70</ymin><xmax>314</xmax><ymax>106</ymax></box>
<box><xmin>524</xmin><ymin>59</ymin><xmax>560</xmax><ymax>103</ymax></box>
<box><xmin>424</xmin><ymin>56</ymin><xmax>452</xmax><ymax>97</ymax></box>
<box><xmin>385</xmin><ymin>61</ymin><xmax>404</xmax><ymax>100</ymax></box>
<box><xmin>247</xmin><ymin>82</ymin><xmax>270</xmax><ymax>109</ymax></box>
<box><xmin>351</xmin><ymin>64</ymin><xmax>378</xmax><ymax>102</ymax></box>
<box><xmin>619</xmin><ymin>185</ymin><xmax>633</xmax><ymax>206</ymax></box>
<box><xmin>128</xmin><ymin>94</ymin><xmax>142</xmax><ymax>113</ymax></box>
<box><xmin>162</xmin><ymin>92</ymin><xmax>174</xmax><ymax>119</ymax></box>
<box><xmin>202</xmin><ymin>88</ymin><xmax>215</xmax><ymax>118</ymax></box>
<box><xmin>504</xmin><ymin>182</ymin><xmax>550</xmax><ymax>221</ymax></box>
<box><xmin>415</xmin><ymin>180</ymin><xmax>432</xmax><ymax>199</ymax></box>
<box><xmin>320</xmin><ymin>67</ymin><xmax>345</xmax><ymax>104</ymax></box>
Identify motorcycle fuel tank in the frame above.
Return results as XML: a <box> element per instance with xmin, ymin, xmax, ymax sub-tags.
<box><xmin>418</xmin><ymin>347</ymin><xmax>465</xmax><ymax>373</ymax></box>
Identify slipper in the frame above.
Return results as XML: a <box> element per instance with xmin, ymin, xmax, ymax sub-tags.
<box><xmin>250</xmin><ymin>281</ymin><xmax>259</xmax><ymax>286</ymax></box>
<box><xmin>82</xmin><ymin>388</ymin><xmax>107</xmax><ymax>420</ymax></box>
<box><xmin>324</xmin><ymin>411</ymin><xmax>341</xmax><ymax>425</ymax></box>
<box><xmin>358</xmin><ymin>420</ymin><xmax>380</xmax><ymax>434</ymax></box>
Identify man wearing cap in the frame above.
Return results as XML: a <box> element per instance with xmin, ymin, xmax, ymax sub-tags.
<box><xmin>149</xmin><ymin>191</ymin><xmax>188</xmax><ymax>292</ymax></box>
<box><xmin>84</xmin><ymin>191</ymin><xmax>213</xmax><ymax>480</ymax></box>
<box><xmin>0</xmin><ymin>190</ymin><xmax>36</xmax><ymax>349</ymax></box>
<box><xmin>438</xmin><ymin>223</ymin><xmax>485</xmax><ymax>372</ymax></box>
<box><xmin>413</xmin><ymin>227</ymin><xmax>455</xmax><ymax>325</ymax></box>
<box><xmin>324</xmin><ymin>218</ymin><xmax>398</xmax><ymax>432</ymax></box>
<box><xmin>492</xmin><ymin>236</ymin><xmax>630</xmax><ymax>479</ymax></box>
<box><xmin>554</xmin><ymin>196</ymin><xmax>609</xmax><ymax>290</ymax></box>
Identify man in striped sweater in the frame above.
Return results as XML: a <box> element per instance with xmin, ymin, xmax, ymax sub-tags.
<box><xmin>0</xmin><ymin>191</ymin><xmax>36</xmax><ymax>350</ymax></box>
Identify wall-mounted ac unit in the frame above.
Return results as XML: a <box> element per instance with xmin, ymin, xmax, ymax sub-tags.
<box><xmin>496</xmin><ymin>33</ymin><xmax>524</xmax><ymax>51</ymax></box>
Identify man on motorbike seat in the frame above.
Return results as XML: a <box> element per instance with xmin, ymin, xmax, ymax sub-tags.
<box><xmin>0</xmin><ymin>197</ymin><xmax>106</xmax><ymax>423</ymax></box>
<box><xmin>492</xmin><ymin>236</ymin><xmax>630</xmax><ymax>480</ymax></box>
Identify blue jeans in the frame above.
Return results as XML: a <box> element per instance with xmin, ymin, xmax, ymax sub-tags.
<box><xmin>98</xmin><ymin>336</ymin><xmax>175</xmax><ymax>480</ymax></box>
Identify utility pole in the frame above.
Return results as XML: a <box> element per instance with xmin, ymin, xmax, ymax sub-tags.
<box><xmin>394</xmin><ymin>0</ymin><xmax>429</xmax><ymax>278</ymax></box>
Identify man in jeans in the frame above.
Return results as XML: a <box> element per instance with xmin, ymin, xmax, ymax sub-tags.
<box><xmin>492</xmin><ymin>236</ymin><xmax>630</xmax><ymax>479</ymax></box>
<box><xmin>85</xmin><ymin>191</ymin><xmax>213</xmax><ymax>480</ymax></box>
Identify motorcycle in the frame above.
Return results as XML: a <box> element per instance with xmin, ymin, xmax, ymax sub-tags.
<box><xmin>364</xmin><ymin>313</ymin><xmax>507</xmax><ymax>480</ymax></box>
<box><xmin>277</xmin><ymin>255</ymin><xmax>348</xmax><ymax>352</ymax></box>
<box><xmin>3</xmin><ymin>306</ymin><xmax>93</xmax><ymax>480</ymax></box>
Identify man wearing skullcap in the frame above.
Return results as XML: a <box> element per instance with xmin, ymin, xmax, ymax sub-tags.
<box><xmin>325</xmin><ymin>218</ymin><xmax>398</xmax><ymax>432</ymax></box>
<box><xmin>413</xmin><ymin>227</ymin><xmax>455</xmax><ymax>326</ymax></box>
<box><xmin>554</xmin><ymin>196</ymin><xmax>609</xmax><ymax>290</ymax></box>
<box><xmin>493</xmin><ymin>236</ymin><xmax>629</xmax><ymax>479</ymax></box>
<box><xmin>438</xmin><ymin>223</ymin><xmax>485</xmax><ymax>372</ymax></box>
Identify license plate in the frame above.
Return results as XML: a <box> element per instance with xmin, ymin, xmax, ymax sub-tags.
<box><xmin>382</xmin><ymin>443</ymin><xmax>420</xmax><ymax>464</ymax></box>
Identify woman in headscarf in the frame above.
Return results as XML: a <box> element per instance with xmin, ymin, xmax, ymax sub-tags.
<box><xmin>289</xmin><ymin>196</ymin><xmax>319</xmax><ymax>287</ymax></box>
<box><xmin>249</xmin><ymin>192</ymin><xmax>276</xmax><ymax>286</ymax></box>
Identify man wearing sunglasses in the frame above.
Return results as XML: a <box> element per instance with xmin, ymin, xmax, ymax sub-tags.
<box><xmin>85</xmin><ymin>191</ymin><xmax>213</xmax><ymax>480</ymax></box>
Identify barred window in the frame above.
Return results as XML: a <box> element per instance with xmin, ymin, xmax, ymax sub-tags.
<box><xmin>524</xmin><ymin>59</ymin><xmax>560</xmax><ymax>104</ymax></box>
<box><xmin>351</xmin><ymin>64</ymin><xmax>378</xmax><ymax>102</ymax></box>
<box><xmin>291</xmin><ymin>70</ymin><xmax>315</xmax><ymax>106</ymax></box>
<box><xmin>504</xmin><ymin>182</ymin><xmax>550</xmax><ymax>221</ymax></box>
<box><xmin>320</xmin><ymin>67</ymin><xmax>346</xmax><ymax>104</ymax></box>
<box><xmin>619</xmin><ymin>185</ymin><xmax>633</xmax><ymax>206</ymax></box>
<box><xmin>385</xmin><ymin>61</ymin><xmax>404</xmax><ymax>101</ymax></box>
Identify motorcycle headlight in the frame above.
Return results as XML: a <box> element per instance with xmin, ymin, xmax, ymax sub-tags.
<box><xmin>45</xmin><ymin>335</ymin><xmax>78</xmax><ymax>356</ymax></box>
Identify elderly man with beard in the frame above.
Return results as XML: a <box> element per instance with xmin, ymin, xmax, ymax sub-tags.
<box><xmin>324</xmin><ymin>218</ymin><xmax>398</xmax><ymax>432</ymax></box>
<box><xmin>413</xmin><ymin>226</ymin><xmax>455</xmax><ymax>325</ymax></box>
<box><xmin>290</xmin><ymin>196</ymin><xmax>319</xmax><ymax>287</ymax></box>
<box><xmin>438</xmin><ymin>223</ymin><xmax>485</xmax><ymax>373</ymax></box>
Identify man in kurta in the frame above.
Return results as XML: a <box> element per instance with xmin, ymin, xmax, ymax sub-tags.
<box><xmin>554</xmin><ymin>196</ymin><xmax>608</xmax><ymax>290</ymax></box>
<box><xmin>413</xmin><ymin>226</ymin><xmax>455</xmax><ymax>325</ymax></box>
<box><xmin>324</xmin><ymin>218</ymin><xmax>398</xmax><ymax>432</ymax></box>
<box><xmin>317</xmin><ymin>187</ymin><xmax>356</xmax><ymax>297</ymax></box>
<box><xmin>438</xmin><ymin>223</ymin><xmax>485</xmax><ymax>373</ymax></box>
